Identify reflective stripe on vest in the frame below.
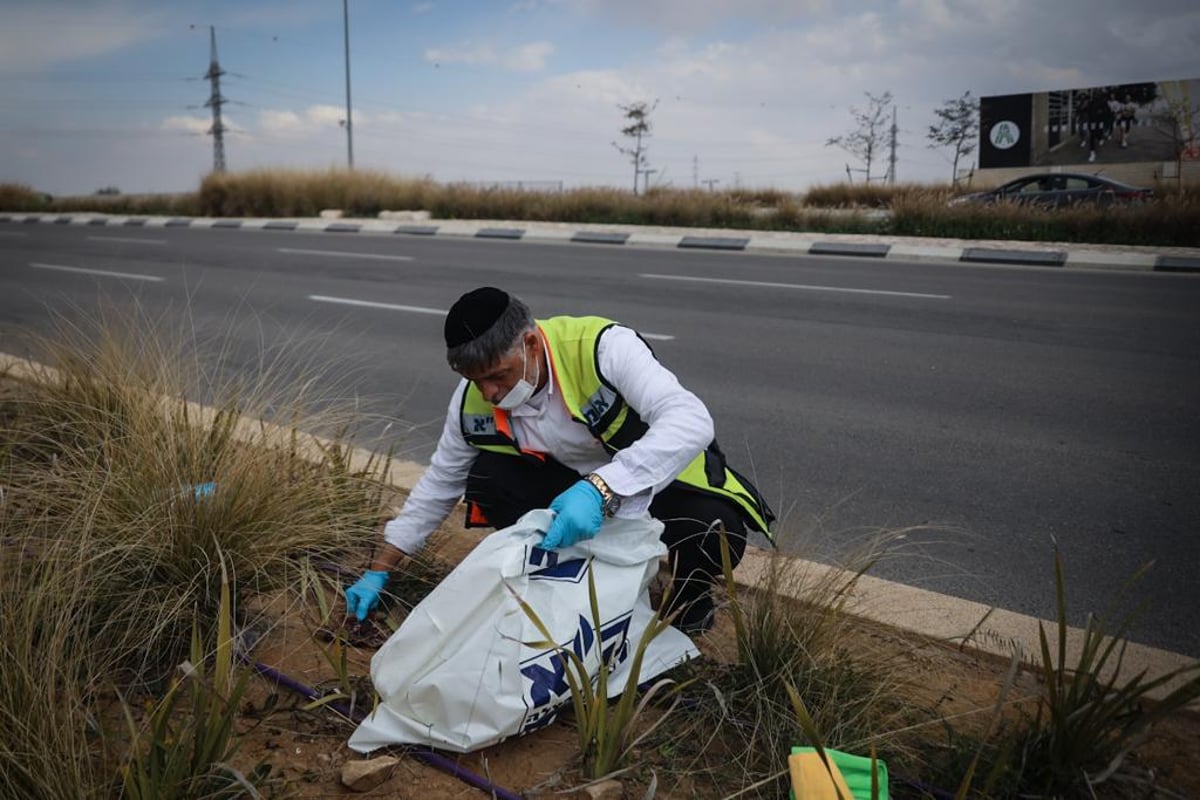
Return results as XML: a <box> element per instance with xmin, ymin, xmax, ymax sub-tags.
<box><xmin>459</xmin><ymin>316</ymin><xmax>774</xmax><ymax>538</ymax></box>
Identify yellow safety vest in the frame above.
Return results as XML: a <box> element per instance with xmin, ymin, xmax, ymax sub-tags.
<box><xmin>459</xmin><ymin>316</ymin><xmax>775</xmax><ymax>538</ymax></box>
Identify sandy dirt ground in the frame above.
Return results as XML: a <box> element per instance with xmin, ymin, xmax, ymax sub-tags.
<box><xmin>230</xmin><ymin>521</ymin><xmax>1200</xmax><ymax>799</ymax></box>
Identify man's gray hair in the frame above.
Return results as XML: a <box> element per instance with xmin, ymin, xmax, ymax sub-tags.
<box><xmin>446</xmin><ymin>294</ymin><xmax>535</xmax><ymax>372</ymax></box>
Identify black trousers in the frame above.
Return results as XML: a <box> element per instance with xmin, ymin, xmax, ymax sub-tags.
<box><xmin>464</xmin><ymin>451</ymin><xmax>748</xmax><ymax>629</ymax></box>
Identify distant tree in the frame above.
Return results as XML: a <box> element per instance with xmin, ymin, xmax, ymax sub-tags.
<box><xmin>94</xmin><ymin>186</ymin><xmax>121</xmax><ymax>196</ymax></box>
<box><xmin>612</xmin><ymin>100</ymin><xmax>658</xmax><ymax>195</ymax></box>
<box><xmin>1159</xmin><ymin>82</ymin><xmax>1200</xmax><ymax>187</ymax></box>
<box><xmin>927</xmin><ymin>91</ymin><xmax>980</xmax><ymax>187</ymax></box>
<box><xmin>826</xmin><ymin>91</ymin><xmax>893</xmax><ymax>183</ymax></box>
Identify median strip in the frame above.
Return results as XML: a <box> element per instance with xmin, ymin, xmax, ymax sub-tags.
<box><xmin>5</xmin><ymin>214</ymin><xmax>1193</xmax><ymax>274</ymax></box>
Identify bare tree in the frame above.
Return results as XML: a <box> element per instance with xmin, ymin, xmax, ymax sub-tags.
<box><xmin>612</xmin><ymin>100</ymin><xmax>658</xmax><ymax>195</ymax></box>
<box><xmin>1160</xmin><ymin>83</ymin><xmax>1200</xmax><ymax>189</ymax></box>
<box><xmin>928</xmin><ymin>91</ymin><xmax>980</xmax><ymax>187</ymax></box>
<box><xmin>826</xmin><ymin>91</ymin><xmax>893</xmax><ymax>183</ymax></box>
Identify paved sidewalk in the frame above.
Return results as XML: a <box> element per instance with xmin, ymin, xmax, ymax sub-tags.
<box><xmin>4</xmin><ymin>211</ymin><xmax>1199</xmax><ymax>273</ymax></box>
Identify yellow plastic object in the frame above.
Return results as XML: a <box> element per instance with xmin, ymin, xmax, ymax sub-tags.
<box><xmin>789</xmin><ymin>750</ymin><xmax>854</xmax><ymax>799</ymax></box>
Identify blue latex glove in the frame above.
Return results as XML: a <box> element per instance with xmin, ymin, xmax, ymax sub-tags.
<box><xmin>543</xmin><ymin>480</ymin><xmax>604</xmax><ymax>549</ymax></box>
<box><xmin>344</xmin><ymin>570</ymin><xmax>389</xmax><ymax>621</ymax></box>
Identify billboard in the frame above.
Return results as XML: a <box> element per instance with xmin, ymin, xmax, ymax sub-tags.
<box><xmin>979</xmin><ymin>78</ymin><xmax>1200</xmax><ymax>169</ymax></box>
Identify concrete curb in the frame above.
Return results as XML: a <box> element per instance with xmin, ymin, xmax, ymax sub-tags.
<box><xmin>3</xmin><ymin>212</ymin><xmax>1198</xmax><ymax>273</ymax></box>
<box><xmin>2</xmin><ymin>349</ymin><xmax>1195</xmax><ymax>704</ymax></box>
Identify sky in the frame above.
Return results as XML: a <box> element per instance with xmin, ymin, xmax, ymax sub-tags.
<box><xmin>1</xmin><ymin>0</ymin><xmax>1198</xmax><ymax>196</ymax></box>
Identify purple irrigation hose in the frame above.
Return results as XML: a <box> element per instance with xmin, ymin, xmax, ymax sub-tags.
<box><xmin>249</xmin><ymin>660</ymin><xmax>524</xmax><ymax>800</ymax></box>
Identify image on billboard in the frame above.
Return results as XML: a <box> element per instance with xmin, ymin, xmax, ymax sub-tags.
<box><xmin>979</xmin><ymin>78</ymin><xmax>1200</xmax><ymax>170</ymax></box>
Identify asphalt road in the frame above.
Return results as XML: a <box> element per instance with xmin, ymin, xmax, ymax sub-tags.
<box><xmin>3</xmin><ymin>222</ymin><xmax>1198</xmax><ymax>656</ymax></box>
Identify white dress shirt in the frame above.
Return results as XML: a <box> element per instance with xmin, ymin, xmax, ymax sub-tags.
<box><xmin>383</xmin><ymin>324</ymin><xmax>714</xmax><ymax>554</ymax></box>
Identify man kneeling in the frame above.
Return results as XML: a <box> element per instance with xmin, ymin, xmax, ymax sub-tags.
<box><xmin>345</xmin><ymin>287</ymin><xmax>774</xmax><ymax>634</ymax></box>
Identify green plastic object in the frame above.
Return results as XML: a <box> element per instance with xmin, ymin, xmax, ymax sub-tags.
<box><xmin>789</xmin><ymin>747</ymin><xmax>889</xmax><ymax>800</ymax></box>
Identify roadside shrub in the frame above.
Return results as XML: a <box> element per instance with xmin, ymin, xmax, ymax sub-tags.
<box><xmin>1003</xmin><ymin>548</ymin><xmax>1200</xmax><ymax>797</ymax></box>
<box><xmin>35</xmin><ymin>192</ymin><xmax>202</xmax><ymax>217</ymax></box>
<box><xmin>199</xmin><ymin>168</ymin><xmax>437</xmax><ymax>218</ymax></box>
<box><xmin>651</xmin><ymin>528</ymin><xmax>918</xmax><ymax>797</ymax></box>
<box><xmin>0</xmin><ymin>182</ymin><xmax>50</xmax><ymax>211</ymax></box>
<box><xmin>0</xmin><ymin>302</ymin><xmax>398</xmax><ymax>796</ymax></box>
<box><xmin>804</xmin><ymin>182</ymin><xmax>951</xmax><ymax>209</ymax></box>
<box><xmin>889</xmin><ymin>192</ymin><xmax>1200</xmax><ymax>247</ymax></box>
<box><xmin>11</xmin><ymin>168</ymin><xmax>1198</xmax><ymax>245</ymax></box>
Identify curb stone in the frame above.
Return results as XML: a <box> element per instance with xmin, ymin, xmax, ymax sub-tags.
<box><xmin>2</xmin><ymin>212</ymin><xmax>1199</xmax><ymax>272</ymax></box>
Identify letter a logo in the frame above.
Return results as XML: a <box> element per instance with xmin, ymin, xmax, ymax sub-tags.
<box><xmin>989</xmin><ymin>120</ymin><xmax>1020</xmax><ymax>150</ymax></box>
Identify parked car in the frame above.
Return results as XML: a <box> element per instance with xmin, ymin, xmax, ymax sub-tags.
<box><xmin>950</xmin><ymin>173</ymin><xmax>1153</xmax><ymax>208</ymax></box>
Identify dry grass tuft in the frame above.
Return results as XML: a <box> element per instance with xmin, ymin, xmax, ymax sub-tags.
<box><xmin>0</xmin><ymin>301</ymin><xmax>396</xmax><ymax>796</ymax></box>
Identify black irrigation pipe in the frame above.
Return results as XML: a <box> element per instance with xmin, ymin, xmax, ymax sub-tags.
<box><xmin>249</xmin><ymin>660</ymin><xmax>525</xmax><ymax>800</ymax></box>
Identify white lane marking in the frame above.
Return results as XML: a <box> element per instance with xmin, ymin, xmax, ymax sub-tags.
<box><xmin>30</xmin><ymin>262</ymin><xmax>164</xmax><ymax>282</ymax></box>
<box><xmin>640</xmin><ymin>273</ymin><xmax>952</xmax><ymax>300</ymax></box>
<box><xmin>308</xmin><ymin>295</ymin><xmax>675</xmax><ymax>340</ymax></box>
<box><xmin>87</xmin><ymin>235</ymin><xmax>167</xmax><ymax>245</ymax></box>
<box><xmin>309</xmin><ymin>295</ymin><xmax>443</xmax><ymax>315</ymax></box>
<box><xmin>279</xmin><ymin>247</ymin><xmax>413</xmax><ymax>262</ymax></box>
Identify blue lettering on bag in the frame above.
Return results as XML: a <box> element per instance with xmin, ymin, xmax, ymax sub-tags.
<box><xmin>517</xmin><ymin>610</ymin><xmax>635</xmax><ymax>736</ymax></box>
<box><xmin>527</xmin><ymin>547</ymin><xmax>589</xmax><ymax>583</ymax></box>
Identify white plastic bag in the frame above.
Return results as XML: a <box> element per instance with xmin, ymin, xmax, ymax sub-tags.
<box><xmin>348</xmin><ymin>509</ymin><xmax>698</xmax><ymax>753</ymax></box>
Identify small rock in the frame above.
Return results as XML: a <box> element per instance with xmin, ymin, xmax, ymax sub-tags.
<box><xmin>341</xmin><ymin>755</ymin><xmax>399</xmax><ymax>792</ymax></box>
<box><xmin>319</xmin><ymin>208</ymin><xmax>345</xmax><ymax>219</ymax></box>
<box><xmin>580</xmin><ymin>778</ymin><xmax>624</xmax><ymax>799</ymax></box>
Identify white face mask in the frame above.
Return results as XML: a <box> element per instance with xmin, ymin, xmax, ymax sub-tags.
<box><xmin>494</xmin><ymin>340</ymin><xmax>539</xmax><ymax>410</ymax></box>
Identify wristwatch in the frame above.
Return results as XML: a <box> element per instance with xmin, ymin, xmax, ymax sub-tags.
<box><xmin>583</xmin><ymin>473</ymin><xmax>621</xmax><ymax>517</ymax></box>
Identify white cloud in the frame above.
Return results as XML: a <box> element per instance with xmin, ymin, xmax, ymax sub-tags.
<box><xmin>161</xmin><ymin>115</ymin><xmax>211</xmax><ymax>135</ymax></box>
<box><xmin>505</xmin><ymin>42</ymin><xmax>555</xmax><ymax>72</ymax></box>
<box><xmin>162</xmin><ymin>114</ymin><xmax>247</xmax><ymax>138</ymax></box>
<box><xmin>412</xmin><ymin>2</ymin><xmax>435</xmax><ymax>13</ymax></box>
<box><xmin>507</xmin><ymin>0</ymin><xmax>569</xmax><ymax>13</ymax></box>
<box><xmin>307</xmin><ymin>105</ymin><xmax>348</xmax><ymax>126</ymax></box>
<box><xmin>259</xmin><ymin>109</ymin><xmax>305</xmax><ymax>135</ymax></box>
<box><xmin>424</xmin><ymin>41</ymin><xmax>555</xmax><ymax>72</ymax></box>
<box><xmin>564</xmin><ymin>0</ymin><xmax>831</xmax><ymax>32</ymax></box>
<box><xmin>0</xmin><ymin>4</ymin><xmax>166</xmax><ymax>72</ymax></box>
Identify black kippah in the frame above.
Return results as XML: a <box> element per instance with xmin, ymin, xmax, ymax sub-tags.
<box><xmin>444</xmin><ymin>287</ymin><xmax>511</xmax><ymax>347</ymax></box>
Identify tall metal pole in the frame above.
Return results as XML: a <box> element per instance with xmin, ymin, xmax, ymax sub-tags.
<box><xmin>204</xmin><ymin>26</ymin><xmax>227</xmax><ymax>173</ymax></box>
<box><xmin>888</xmin><ymin>105</ymin><xmax>898</xmax><ymax>186</ymax></box>
<box><xmin>342</xmin><ymin>0</ymin><xmax>354</xmax><ymax>169</ymax></box>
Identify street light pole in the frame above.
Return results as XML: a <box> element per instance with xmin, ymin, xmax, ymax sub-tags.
<box><xmin>342</xmin><ymin>0</ymin><xmax>354</xmax><ymax>169</ymax></box>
